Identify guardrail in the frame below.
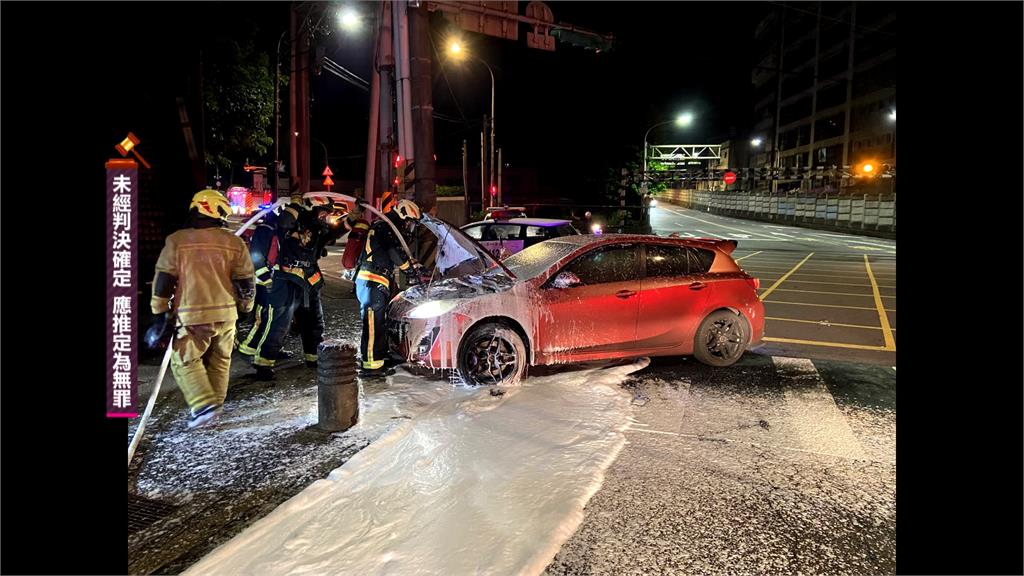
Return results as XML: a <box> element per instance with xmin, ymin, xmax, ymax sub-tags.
<box><xmin>658</xmin><ymin>189</ymin><xmax>896</xmax><ymax>236</ymax></box>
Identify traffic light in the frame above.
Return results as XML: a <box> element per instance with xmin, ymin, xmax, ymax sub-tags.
<box><xmin>394</xmin><ymin>154</ymin><xmax>403</xmax><ymax>168</ymax></box>
<box><xmin>490</xmin><ymin>185</ymin><xmax>497</xmax><ymax>196</ymax></box>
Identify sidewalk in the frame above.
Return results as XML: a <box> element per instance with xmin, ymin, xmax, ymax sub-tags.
<box><xmin>127</xmin><ymin>275</ymin><xmax>411</xmax><ymax>574</ymax></box>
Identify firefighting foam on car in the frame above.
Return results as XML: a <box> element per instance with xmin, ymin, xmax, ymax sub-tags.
<box><xmin>382</xmin><ymin>214</ymin><xmax>765</xmax><ymax>386</ymax></box>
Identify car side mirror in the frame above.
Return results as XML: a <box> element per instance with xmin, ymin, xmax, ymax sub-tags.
<box><xmin>551</xmin><ymin>271</ymin><xmax>581</xmax><ymax>289</ymax></box>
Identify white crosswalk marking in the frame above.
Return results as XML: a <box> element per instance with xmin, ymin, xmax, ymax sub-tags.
<box><xmin>773</xmin><ymin>357</ymin><xmax>867</xmax><ymax>460</ymax></box>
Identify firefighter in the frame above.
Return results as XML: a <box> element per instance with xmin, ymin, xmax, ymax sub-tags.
<box><xmin>149</xmin><ymin>189</ymin><xmax>255</xmax><ymax>428</ymax></box>
<box><xmin>352</xmin><ymin>199</ymin><xmax>426</xmax><ymax>377</ymax></box>
<box><xmin>236</xmin><ymin>208</ymin><xmax>290</xmax><ymax>360</ymax></box>
<box><xmin>251</xmin><ymin>194</ymin><xmax>343</xmax><ymax>380</ymax></box>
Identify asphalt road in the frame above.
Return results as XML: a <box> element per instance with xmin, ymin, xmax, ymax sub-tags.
<box><xmin>546</xmin><ymin>354</ymin><xmax>896</xmax><ymax>575</ymax></box>
<box><xmin>650</xmin><ymin>203</ymin><xmax>896</xmax><ymax>366</ymax></box>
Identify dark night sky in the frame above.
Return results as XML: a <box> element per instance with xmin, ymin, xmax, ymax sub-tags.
<box><xmin>311</xmin><ymin>1</ymin><xmax>761</xmax><ymax>196</ymax></box>
<box><xmin>7</xmin><ymin>1</ymin><xmax>760</xmax><ymax>197</ymax></box>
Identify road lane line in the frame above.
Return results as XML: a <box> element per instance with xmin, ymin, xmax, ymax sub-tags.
<box><xmin>769</xmin><ymin>288</ymin><xmax>894</xmax><ymax>298</ymax></box>
<box><xmin>662</xmin><ymin>207</ymin><xmax>779</xmax><ymax>239</ymax></box>
<box><xmin>746</xmin><ymin>269</ymin><xmax>895</xmax><ymax>279</ymax></box>
<box><xmin>758</xmin><ymin>253</ymin><xmax>815</xmax><ymax>300</ymax></box>
<box><xmin>761</xmin><ymin>300</ymin><xmax>896</xmax><ymax>312</ymax></box>
<box><xmin>734</xmin><ymin>251</ymin><xmax>763</xmax><ymax>262</ymax></box>
<box><xmin>759</xmin><ymin>279</ymin><xmax>893</xmax><ymax>288</ymax></box>
<box><xmin>773</xmin><ymin>357</ymin><xmax>867</xmax><ymax>460</ymax></box>
<box><xmin>864</xmin><ymin>255</ymin><xmax>897</xmax><ymax>351</ymax></box>
<box><xmin>766</xmin><ymin>317</ymin><xmax>887</xmax><ymax>330</ymax></box>
<box><xmin>762</xmin><ymin>337</ymin><xmax>891</xmax><ymax>351</ymax></box>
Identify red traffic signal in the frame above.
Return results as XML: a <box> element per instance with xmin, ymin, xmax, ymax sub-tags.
<box><xmin>489</xmin><ymin>185</ymin><xmax>497</xmax><ymax>196</ymax></box>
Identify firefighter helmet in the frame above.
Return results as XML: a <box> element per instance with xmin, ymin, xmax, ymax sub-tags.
<box><xmin>190</xmin><ymin>189</ymin><xmax>231</xmax><ymax>220</ymax></box>
<box><xmin>392</xmin><ymin>199</ymin><xmax>422</xmax><ymax>221</ymax></box>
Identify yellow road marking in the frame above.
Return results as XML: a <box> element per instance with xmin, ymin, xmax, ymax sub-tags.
<box><xmin>745</xmin><ymin>268</ymin><xmax>894</xmax><ymax>279</ymax></box>
<box><xmin>757</xmin><ymin>279</ymin><xmax>894</xmax><ymax>288</ymax></box>
<box><xmin>762</xmin><ymin>336</ymin><xmax>893</xmax><ymax>352</ymax></box>
<box><xmin>759</xmin><ymin>252</ymin><xmax>814</xmax><ymax>300</ymax></box>
<box><xmin>766</xmin><ymin>317</ymin><xmax>888</xmax><ymax>330</ymax></box>
<box><xmin>761</xmin><ymin>300</ymin><xmax>896</xmax><ymax>312</ymax></box>
<box><xmin>864</xmin><ymin>255</ymin><xmax>897</xmax><ymax>351</ymax></box>
<box><xmin>769</xmin><ymin>288</ymin><xmax>896</xmax><ymax>298</ymax></box>
<box><xmin>734</xmin><ymin>251</ymin><xmax>762</xmax><ymax>262</ymax></box>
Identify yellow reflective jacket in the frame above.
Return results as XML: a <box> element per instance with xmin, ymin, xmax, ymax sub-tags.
<box><xmin>151</xmin><ymin>227</ymin><xmax>255</xmax><ymax>326</ymax></box>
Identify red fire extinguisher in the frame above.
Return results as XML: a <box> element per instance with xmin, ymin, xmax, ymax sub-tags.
<box><xmin>342</xmin><ymin>219</ymin><xmax>370</xmax><ymax>270</ymax></box>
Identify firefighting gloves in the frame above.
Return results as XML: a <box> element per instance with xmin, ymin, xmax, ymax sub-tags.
<box><xmin>145</xmin><ymin>313</ymin><xmax>172</xmax><ymax>350</ymax></box>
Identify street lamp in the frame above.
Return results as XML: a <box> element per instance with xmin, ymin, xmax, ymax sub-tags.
<box><xmin>338</xmin><ymin>7</ymin><xmax>360</xmax><ymax>32</ymax></box>
<box><xmin>750</xmin><ymin>137</ymin><xmax>763</xmax><ymax>147</ymax></box>
<box><xmin>643</xmin><ymin>112</ymin><xmax>694</xmax><ymax>193</ymax></box>
<box><xmin>448</xmin><ymin>39</ymin><xmax>497</xmax><ymax>205</ymax></box>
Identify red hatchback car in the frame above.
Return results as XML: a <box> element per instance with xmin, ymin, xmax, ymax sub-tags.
<box><xmin>388</xmin><ymin>233</ymin><xmax>765</xmax><ymax>386</ymax></box>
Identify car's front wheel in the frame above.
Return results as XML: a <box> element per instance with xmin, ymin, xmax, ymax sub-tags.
<box><xmin>693</xmin><ymin>310</ymin><xmax>749</xmax><ymax>367</ymax></box>
<box><xmin>458</xmin><ymin>323</ymin><xmax>527</xmax><ymax>386</ymax></box>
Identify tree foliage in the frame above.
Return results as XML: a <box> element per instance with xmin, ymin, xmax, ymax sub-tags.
<box><xmin>203</xmin><ymin>27</ymin><xmax>274</xmax><ymax>174</ymax></box>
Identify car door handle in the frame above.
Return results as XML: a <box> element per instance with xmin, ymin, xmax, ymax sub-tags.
<box><xmin>689</xmin><ymin>282</ymin><xmax>706</xmax><ymax>291</ymax></box>
<box><xmin>616</xmin><ymin>290</ymin><xmax>637</xmax><ymax>299</ymax></box>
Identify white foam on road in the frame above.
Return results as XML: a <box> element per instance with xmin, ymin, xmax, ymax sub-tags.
<box><xmin>773</xmin><ymin>357</ymin><xmax>867</xmax><ymax>460</ymax></box>
<box><xmin>185</xmin><ymin>358</ymin><xmax>649</xmax><ymax>576</ymax></box>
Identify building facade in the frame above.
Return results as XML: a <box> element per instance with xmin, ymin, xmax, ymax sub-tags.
<box><xmin>751</xmin><ymin>2</ymin><xmax>895</xmax><ymax>191</ymax></box>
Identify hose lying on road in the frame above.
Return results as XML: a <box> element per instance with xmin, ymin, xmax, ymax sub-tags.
<box><xmin>127</xmin><ymin>198</ymin><xmax>291</xmax><ymax>468</ymax></box>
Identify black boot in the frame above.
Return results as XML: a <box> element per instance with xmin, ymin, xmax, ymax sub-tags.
<box><xmin>255</xmin><ymin>366</ymin><xmax>275</xmax><ymax>381</ymax></box>
<box><xmin>276</xmin><ymin>350</ymin><xmax>293</xmax><ymax>360</ymax></box>
<box><xmin>358</xmin><ymin>366</ymin><xmax>396</xmax><ymax>378</ymax></box>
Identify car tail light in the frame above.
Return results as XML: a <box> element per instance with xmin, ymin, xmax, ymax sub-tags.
<box><xmin>746</xmin><ymin>277</ymin><xmax>760</xmax><ymax>290</ymax></box>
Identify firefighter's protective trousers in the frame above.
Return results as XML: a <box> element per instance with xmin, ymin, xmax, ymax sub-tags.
<box><xmin>355</xmin><ymin>272</ymin><xmax>391</xmax><ymax>370</ymax></box>
<box><xmin>170</xmin><ymin>322</ymin><xmax>236</xmax><ymax>415</ymax></box>
<box><xmin>252</xmin><ymin>276</ymin><xmax>325</xmax><ymax>366</ymax></box>
<box><xmin>238</xmin><ymin>283</ymin><xmax>271</xmax><ymax>356</ymax></box>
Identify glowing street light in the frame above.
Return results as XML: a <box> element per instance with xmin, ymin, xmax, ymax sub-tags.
<box><xmin>750</xmin><ymin>137</ymin><xmax>763</xmax><ymax>147</ymax></box>
<box><xmin>338</xmin><ymin>7</ymin><xmax>360</xmax><ymax>31</ymax></box>
<box><xmin>643</xmin><ymin>111</ymin><xmax>695</xmax><ymax>192</ymax></box>
<box><xmin>447</xmin><ymin>38</ymin><xmax>498</xmax><ymax>205</ymax></box>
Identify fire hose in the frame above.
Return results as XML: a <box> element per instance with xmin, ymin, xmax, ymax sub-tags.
<box><xmin>128</xmin><ymin>194</ymin><xmax>415</xmax><ymax>467</ymax></box>
<box><xmin>128</xmin><ymin>198</ymin><xmax>291</xmax><ymax>467</ymax></box>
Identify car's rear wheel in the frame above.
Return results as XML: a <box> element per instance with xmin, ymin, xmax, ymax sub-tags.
<box><xmin>458</xmin><ymin>323</ymin><xmax>527</xmax><ymax>386</ymax></box>
<box><xmin>693</xmin><ymin>310</ymin><xmax>749</xmax><ymax>367</ymax></box>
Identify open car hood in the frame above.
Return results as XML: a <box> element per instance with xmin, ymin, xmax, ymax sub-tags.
<box><xmin>419</xmin><ymin>214</ymin><xmax>514</xmax><ymax>280</ymax></box>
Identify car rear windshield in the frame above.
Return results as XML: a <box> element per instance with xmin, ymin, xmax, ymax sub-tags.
<box><xmin>496</xmin><ymin>240</ymin><xmax>579</xmax><ymax>280</ymax></box>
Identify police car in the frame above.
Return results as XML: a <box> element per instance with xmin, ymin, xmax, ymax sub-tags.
<box><xmin>460</xmin><ymin>210</ymin><xmax>581</xmax><ymax>260</ymax></box>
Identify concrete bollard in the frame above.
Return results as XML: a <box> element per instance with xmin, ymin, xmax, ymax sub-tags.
<box><xmin>316</xmin><ymin>340</ymin><xmax>359</xmax><ymax>432</ymax></box>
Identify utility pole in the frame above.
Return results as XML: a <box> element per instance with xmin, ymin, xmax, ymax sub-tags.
<box><xmin>288</xmin><ymin>6</ymin><xmax>312</xmax><ymax>197</ymax></box>
<box><xmin>497</xmin><ymin>148</ymin><xmax>502</xmax><ymax>205</ymax></box>
<box><xmin>408</xmin><ymin>2</ymin><xmax>436</xmax><ymax>213</ymax></box>
<box><xmin>393</xmin><ymin>2</ymin><xmax>414</xmax><ymax>193</ymax></box>
<box><xmin>462</xmin><ymin>139</ymin><xmax>469</xmax><ymax>222</ymax></box>
<box><xmin>489</xmin><ymin>102</ymin><xmax>496</xmax><ymax>205</ymax></box>
<box><xmin>273</xmin><ymin>29</ymin><xmax>287</xmax><ymax>199</ymax></box>
<box><xmin>480</xmin><ymin>127</ymin><xmax>487</xmax><ymax>210</ymax></box>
